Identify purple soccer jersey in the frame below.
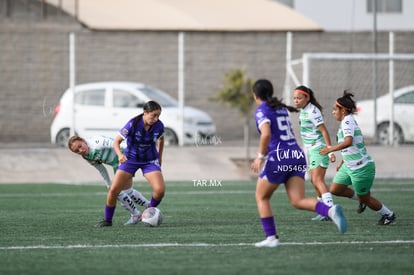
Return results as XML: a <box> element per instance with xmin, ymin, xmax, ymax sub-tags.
<box><xmin>254</xmin><ymin>102</ymin><xmax>307</xmax><ymax>184</ymax></box>
<box><xmin>119</xmin><ymin>115</ymin><xmax>164</xmax><ymax>163</ymax></box>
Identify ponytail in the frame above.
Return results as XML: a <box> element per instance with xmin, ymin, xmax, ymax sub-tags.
<box><xmin>253</xmin><ymin>79</ymin><xmax>298</xmax><ymax>113</ymax></box>
<box><xmin>336</xmin><ymin>90</ymin><xmax>356</xmax><ymax>114</ymax></box>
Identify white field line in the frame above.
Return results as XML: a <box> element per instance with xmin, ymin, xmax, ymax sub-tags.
<box><xmin>1</xmin><ymin>240</ymin><xmax>414</xmax><ymax>250</ymax></box>
<box><xmin>0</xmin><ymin>187</ymin><xmax>414</xmax><ymax>198</ymax></box>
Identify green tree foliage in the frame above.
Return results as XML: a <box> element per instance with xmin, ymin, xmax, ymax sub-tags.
<box><xmin>210</xmin><ymin>68</ymin><xmax>254</xmax><ymax>119</ymax></box>
<box><xmin>211</xmin><ymin>68</ymin><xmax>254</xmax><ymax>161</ymax></box>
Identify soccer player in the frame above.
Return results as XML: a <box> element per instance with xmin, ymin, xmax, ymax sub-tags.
<box><xmin>251</xmin><ymin>79</ymin><xmax>347</xmax><ymax>248</ymax></box>
<box><xmin>95</xmin><ymin>100</ymin><xmax>166</xmax><ymax>227</ymax></box>
<box><xmin>293</xmin><ymin>85</ymin><xmax>336</xmax><ymax>221</ymax></box>
<box><xmin>319</xmin><ymin>91</ymin><xmax>396</xmax><ymax>225</ymax></box>
<box><xmin>68</xmin><ymin>135</ymin><xmax>149</xmax><ymax>225</ymax></box>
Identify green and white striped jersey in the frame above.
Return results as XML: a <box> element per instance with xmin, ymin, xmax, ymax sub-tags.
<box><xmin>84</xmin><ymin>136</ymin><xmax>125</xmax><ymax>187</ymax></box>
<box><xmin>299</xmin><ymin>103</ymin><xmax>325</xmax><ymax>150</ymax></box>
<box><xmin>337</xmin><ymin>114</ymin><xmax>373</xmax><ymax>170</ymax></box>
<box><xmin>85</xmin><ymin>136</ymin><xmax>120</xmax><ymax>169</ymax></box>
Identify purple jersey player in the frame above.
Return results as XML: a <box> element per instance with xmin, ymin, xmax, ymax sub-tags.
<box><xmin>96</xmin><ymin>101</ymin><xmax>166</xmax><ymax>227</ymax></box>
<box><xmin>250</xmin><ymin>79</ymin><xmax>347</xmax><ymax>247</ymax></box>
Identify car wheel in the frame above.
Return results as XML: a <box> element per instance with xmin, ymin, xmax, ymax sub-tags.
<box><xmin>55</xmin><ymin>128</ymin><xmax>70</xmax><ymax>147</ymax></box>
<box><xmin>377</xmin><ymin>123</ymin><xmax>403</xmax><ymax>145</ymax></box>
<box><xmin>164</xmin><ymin>128</ymin><xmax>178</xmax><ymax>146</ymax></box>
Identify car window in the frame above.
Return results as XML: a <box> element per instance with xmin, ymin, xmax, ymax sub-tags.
<box><xmin>75</xmin><ymin>89</ymin><xmax>105</xmax><ymax>106</ymax></box>
<box><xmin>113</xmin><ymin>89</ymin><xmax>145</xmax><ymax>108</ymax></box>
<box><xmin>138</xmin><ymin>86</ymin><xmax>178</xmax><ymax>107</ymax></box>
<box><xmin>395</xmin><ymin>91</ymin><xmax>414</xmax><ymax>104</ymax></box>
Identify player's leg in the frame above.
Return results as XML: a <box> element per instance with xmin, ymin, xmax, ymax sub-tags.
<box><xmin>310</xmin><ymin>167</ymin><xmax>333</xmax><ymax>220</ymax></box>
<box><xmin>254</xmin><ymin>177</ymin><xmax>280</xmax><ymax>248</ymax></box>
<box><xmin>125</xmin><ymin>187</ymin><xmax>150</xmax><ymax>208</ymax></box>
<box><xmin>352</xmin><ymin>162</ymin><xmax>395</xmax><ymax>225</ymax></box>
<box><xmin>144</xmin><ymin>171</ymin><xmax>165</xmax><ymax>208</ymax></box>
<box><xmin>122</xmin><ymin>178</ymin><xmax>150</xmax><ymax>225</ymax></box>
<box><xmin>142</xmin><ymin>161</ymin><xmax>165</xmax><ymax>208</ymax></box>
<box><xmin>118</xmin><ymin>190</ymin><xmax>141</xmax><ymax>218</ymax></box>
<box><xmin>285</xmin><ymin>176</ymin><xmax>347</xmax><ymax>234</ymax></box>
<box><xmin>308</xmin><ymin>150</ymin><xmax>333</xmax><ymax>220</ymax></box>
<box><xmin>96</xmin><ymin>169</ymin><xmax>133</xmax><ymax>227</ymax></box>
<box><xmin>330</xmin><ymin>164</ymin><xmax>361</xmax><ymax>204</ymax></box>
<box><xmin>285</xmin><ymin>176</ymin><xmax>320</xmax><ymax>211</ymax></box>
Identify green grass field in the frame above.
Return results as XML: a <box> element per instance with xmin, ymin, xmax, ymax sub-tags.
<box><xmin>0</xmin><ymin>179</ymin><xmax>413</xmax><ymax>275</ymax></box>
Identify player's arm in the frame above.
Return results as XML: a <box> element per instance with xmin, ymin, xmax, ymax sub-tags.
<box><xmin>85</xmin><ymin>159</ymin><xmax>111</xmax><ymax>188</ymax></box>
<box><xmin>251</xmin><ymin>122</ymin><xmax>270</xmax><ymax>173</ymax></box>
<box><xmin>157</xmin><ymin>136</ymin><xmax>164</xmax><ymax>166</ymax></box>
<box><xmin>336</xmin><ymin>159</ymin><xmax>344</xmax><ymax>171</ymax></box>
<box><xmin>320</xmin><ymin>136</ymin><xmax>353</xmax><ymax>155</ymax></box>
<box><xmin>114</xmin><ymin>135</ymin><xmax>127</xmax><ymax>164</ymax></box>
<box><xmin>317</xmin><ymin>123</ymin><xmax>336</xmax><ymax>162</ymax></box>
<box><xmin>94</xmin><ymin>163</ymin><xmax>111</xmax><ymax>188</ymax></box>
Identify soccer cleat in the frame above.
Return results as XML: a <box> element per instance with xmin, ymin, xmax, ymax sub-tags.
<box><xmin>254</xmin><ymin>236</ymin><xmax>280</xmax><ymax>248</ymax></box>
<box><xmin>357</xmin><ymin>202</ymin><xmax>367</xmax><ymax>214</ymax></box>
<box><xmin>328</xmin><ymin>205</ymin><xmax>347</xmax><ymax>234</ymax></box>
<box><xmin>377</xmin><ymin>213</ymin><xmax>396</xmax><ymax>225</ymax></box>
<box><xmin>124</xmin><ymin>214</ymin><xmax>141</xmax><ymax>225</ymax></box>
<box><xmin>95</xmin><ymin>220</ymin><xmax>112</xmax><ymax>227</ymax></box>
<box><xmin>311</xmin><ymin>214</ymin><xmax>330</xmax><ymax>221</ymax></box>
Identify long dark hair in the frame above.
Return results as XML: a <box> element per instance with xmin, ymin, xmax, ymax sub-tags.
<box><xmin>295</xmin><ymin>85</ymin><xmax>323</xmax><ymax>111</ymax></box>
<box><xmin>253</xmin><ymin>79</ymin><xmax>298</xmax><ymax>112</ymax></box>
<box><xmin>336</xmin><ymin>90</ymin><xmax>356</xmax><ymax>114</ymax></box>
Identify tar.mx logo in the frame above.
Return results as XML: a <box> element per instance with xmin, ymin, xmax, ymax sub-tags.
<box><xmin>194</xmin><ymin>134</ymin><xmax>222</xmax><ymax>147</ymax></box>
<box><xmin>193</xmin><ymin>179</ymin><xmax>223</xmax><ymax>187</ymax></box>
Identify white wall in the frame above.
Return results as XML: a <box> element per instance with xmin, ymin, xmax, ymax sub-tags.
<box><xmin>292</xmin><ymin>0</ymin><xmax>414</xmax><ymax>31</ymax></box>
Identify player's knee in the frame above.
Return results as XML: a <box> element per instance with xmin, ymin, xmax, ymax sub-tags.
<box><xmin>153</xmin><ymin>184</ymin><xmax>165</xmax><ymax>198</ymax></box>
<box><xmin>290</xmin><ymin>200</ymin><xmax>301</xmax><ymax>209</ymax></box>
<box><xmin>108</xmin><ymin>187</ymin><xmax>121</xmax><ymax>200</ymax></box>
<box><xmin>329</xmin><ymin>184</ymin><xmax>340</xmax><ymax>195</ymax></box>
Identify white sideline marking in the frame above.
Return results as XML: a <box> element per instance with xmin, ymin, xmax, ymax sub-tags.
<box><xmin>1</xmin><ymin>240</ymin><xmax>413</xmax><ymax>250</ymax></box>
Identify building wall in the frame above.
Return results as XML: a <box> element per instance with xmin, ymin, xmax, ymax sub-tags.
<box><xmin>292</xmin><ymin>0</ymin><xmax>414</xmax><ymax>31</ymax></box>
<box><xmin>1</xmin><ymin>2</ymin><xmax>413</xmax><ymax>145</ymax></box>
<box><xmin>1</xmin><ymin>26</ymin><xmax>413</xmax><ymax>144</ymax></box>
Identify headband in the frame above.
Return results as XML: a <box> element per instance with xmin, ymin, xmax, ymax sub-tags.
<box><xmin>335</xmin><ymin>100</ymin><xmax>351</xmax><ymax>111</ymax></box>
<box><xmin>294</xmin><ymin>89</ymin><xmax>309</xmax><ymax>97</ymax></box>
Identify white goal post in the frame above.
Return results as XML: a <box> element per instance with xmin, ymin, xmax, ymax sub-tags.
<box><xmin>284</xmin><ymin>32</ymin><xmax>414</xmax><ymax>145</ymax></box>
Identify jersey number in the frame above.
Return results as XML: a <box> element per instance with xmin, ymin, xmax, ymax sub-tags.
<box><xmin>277</xmin><ymin>116</ymin><xmax>295</xmax><ymax>141</ymax></box>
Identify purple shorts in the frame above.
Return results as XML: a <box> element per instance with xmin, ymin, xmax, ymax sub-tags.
<box><xmin>259</xmin><ymin>147</ymin><xmax>307</xmax><ymax>184</ymax></box>
<box><xmin>118</xmin><ymin>159</ymin><xmax>161</xmax><ymax>177</ymax></box>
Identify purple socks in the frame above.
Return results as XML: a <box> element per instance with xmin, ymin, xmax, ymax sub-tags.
<box><xmin>260</xmin><ymin>216</ymin><xmax>277</xmax><ymax>237</ymax></box>
<box><xmin>315</xmin><ymin>201</ymin><xmax>330</xmax><ymax>217</ymax></box>
<box><xmin>148</xmin><ymin>197</ymin><xmax>161</xmax><ymax>208</ymax></box>
<box><xmin>104</xmin><ymin>205</ymin><xmax>116</xmax><ymax>221</ymax></box>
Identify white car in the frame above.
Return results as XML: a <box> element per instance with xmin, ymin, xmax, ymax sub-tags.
<box><xmin>355</xmin><ymin>85</ymin><xmax>414</xmax><ymax>145</ymax></box>
<box><xmin>50</xmin><ymin>81</ymin><xmax>216</xmax><ymax>146</ymax></box>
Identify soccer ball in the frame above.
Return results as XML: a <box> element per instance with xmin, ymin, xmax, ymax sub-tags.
<box><xmin>141</xmin><ymin>207</ymin><xmax>163</xmax><ymax>227</ymax></box>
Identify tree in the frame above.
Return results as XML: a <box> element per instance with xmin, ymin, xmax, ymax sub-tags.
<box><xmin>210</xmin><ymin>68</ymin><xmax>254</xmax><ymax>162</ymax></box>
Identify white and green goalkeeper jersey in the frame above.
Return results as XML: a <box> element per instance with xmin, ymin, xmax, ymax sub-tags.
<box><xmin>84</xmin><ymin>136</ymin><xmax>124</xmax><ymax>187</ymax></box>
<box><xmin>299</xmin><ymin>103</ymin><xmax>325</xmax><ymax>150</ymax></box>
<box><xmin>337</xmin><ymin>114</ymin><xmax>373</xmax><ymax>170</ymax></box>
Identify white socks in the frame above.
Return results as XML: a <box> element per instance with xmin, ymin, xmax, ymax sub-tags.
<box><xmin>322</xmin><ymin>192</ymin><xmax>334</xmax><ymax>207</ymax></box>
<box><xmin>125</xmin><ymin>188</ymin><xmax>150</xmax><ymax>207</ymax></box>
<box><xmin>377</xmin><ymin>204</ymin><xmax>393</xmax><ymax>216</ymax></box>
<box><xmin>118</xmin><ymin>191</ymin><xmax>140</xmax><ymax>216</ymax></box>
